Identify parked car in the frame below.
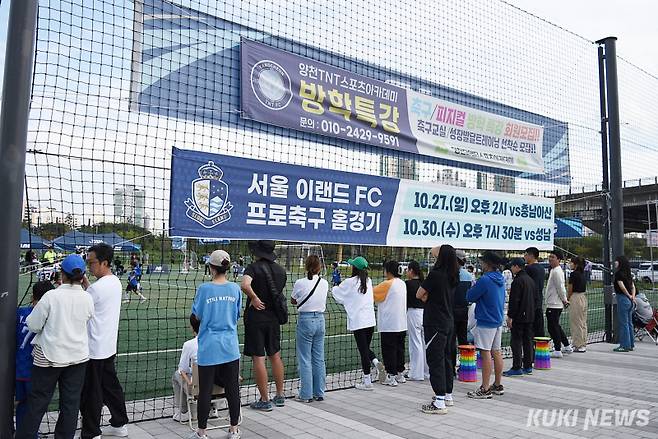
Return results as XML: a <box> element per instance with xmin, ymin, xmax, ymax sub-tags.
<box><xmin>637</xmin><ymin>263</ymin><xmax>658</xmax><ymax>284</ymax></box>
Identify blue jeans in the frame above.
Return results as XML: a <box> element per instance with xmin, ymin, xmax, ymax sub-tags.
<box><xmin>617</xmin><ymin>294</ymin><xmax>634</xmax><ymax>349</ymax></box>
<box><xmin>296</xmin><ymin>312</ymin><xmax>326</xmax><ymax>399</ymax></box>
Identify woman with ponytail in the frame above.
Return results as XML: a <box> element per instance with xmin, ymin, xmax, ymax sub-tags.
<box><xmin>190</xmin><ymin>250</ymin><xmax>242</xmax><ymax>439</ymax></box>
<box><xmin>291</xmin><ymin>255</ymin><xmax>329</xmax><ymax>402</ymax></box>
<box><xmin>332</xmin><ymin>256</ymin><xmax>381</xmax><ymax>391</ymax></box>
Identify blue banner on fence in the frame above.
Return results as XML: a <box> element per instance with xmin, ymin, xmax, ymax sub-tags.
<box><xmin>241</xmin><ymin>39</ymin><xmax>545</xmax><ymax>174</ymax></box>
<box><xmin>170</xmin><ymin>148</ymin><xmax>555</xmax><ymax>250</ymax></box>
<box><xmin>554</xmin><ymin>217</ymin><xmax>584</xmax><ymax>238</ymax></box>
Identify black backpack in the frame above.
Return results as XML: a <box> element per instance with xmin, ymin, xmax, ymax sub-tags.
<box><xmin>258</xmin><ymin>261</ymin><xmax>288</xmax><ymax>325</ymax></box>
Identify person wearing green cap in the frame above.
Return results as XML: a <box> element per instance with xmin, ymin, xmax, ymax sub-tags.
<box><xmin>332</xmin><ymin>256</ymin><xmax>382</xmax><ymax>391</ymax></box>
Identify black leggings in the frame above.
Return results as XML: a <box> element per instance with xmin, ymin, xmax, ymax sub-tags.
<box><xmin>197</xmin><ymin>360</ymin><xmax>241</xmax><ymax>428</ymax></box>
<box><xmin>353</xmin><ymin>327</ymin><xmax>376</xmax><ymax>375</ymax></box>
<box><xmin>546</xmin><ymin>308</ymin><xmax>570</xmax><ymax>351</ymax></box>
<box><xmin>380</xmin><ymin>331</ymin><xmax>406</xmax><ymax>375</ymax></box>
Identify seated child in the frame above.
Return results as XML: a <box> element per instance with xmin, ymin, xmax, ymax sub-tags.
<box><xmin>172</xmin><ymin>315</ymin><xmax>199</xmax><ymax>422</ymax></box>
<box><xmin>15</xmin><ymin>281</ymin><xmax>54</xmax><ymax>433</ymax></box>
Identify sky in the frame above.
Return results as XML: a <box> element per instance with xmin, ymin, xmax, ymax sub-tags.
<box><xmin>504</xmin><ymin>0</ymin><xmax>658</xmax><ymax>76</ymax></box>
<box><xmin>1</xmin><ymin>0</ymin><xmax>657</xmax><ymax>91</ymax></box>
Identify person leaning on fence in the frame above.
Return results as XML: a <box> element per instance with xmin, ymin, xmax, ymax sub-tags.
<box><xmin>190</xmin><ymin>250</ymin><xmax>242</xmax><ymax>439</ymax></box>
<box><xmin>172</xmin><ymin>315</ymin><xmax>199</xmax><ymax>422</ymax></box>
<box><xmin>416</xmin><ymin>245</ymin><xmax>459</xmax><ymax>414</ymax></box>
<box><xmin>567</xmin><ymin>256</ymin><xmax>588</xmax><ymax>353</ymax></box>
<box><xmin>545</xmin><ymin>249</ymin><xmax>573</xmax><ymax>358</ymax></box>
<box><xmin>524</xmin><ymin>247</ymin><xmax>546</xmax><ymax>339</ymax></box>
<box><xmin>291</xmin><ymin>255</ymin><xmax>329</xmax><ymax>403</ymax></box>
<box><xmin>80</xmin><ymin>243</ymin><xmax>131</xmax><ymax>439</ymax></box>
<box><xmin>405</xmin><ymin>260</ymin><xmax>428</xmax><ymax>381</ymax></box>
<box><xmin>373</xmin><ymin>260</ymin><xmax>408</xmax><ymax>387</ymax></box>
<box><xmin>613</xmin><ymin>255</ymin><xmax>636</xmax><ymax>352</ymax></box>
<box><xmin>14</xmin><ymin>281</ymin><xmax>54</xmax><ymax>435</ymax></box>
<box><xmin>503</xmin><ymin>258</ymin><xmax>535</xmax><ymax>377</ymax></box>
<box><xmin>466</xmin><ymin>251</ymin><xmax>506</xmax><ymax>399</ymax></box>
<box><xmin>241</xmin><ymin>240</ymin><xmax>287</xmax><ymax>410</ymax></box>
<box><xmin>450</xmin><ymin>250</ymin><xmax>471</xmax><ymax>377</ymax></box>
<box><xmin>16</xmin><ymin>254</ymin><xmax>95</xmax><ymax>439</ymax></box>
<box><xmin>331</xmin><ymin>256</ymin><xmax>382</xmax><ymax>391</ymax></box>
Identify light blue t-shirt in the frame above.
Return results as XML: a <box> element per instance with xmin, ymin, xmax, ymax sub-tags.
<box><xmin>191</xmin><ymin>282</ymin><xmax>242</xmax><ymax>366</ymax></box>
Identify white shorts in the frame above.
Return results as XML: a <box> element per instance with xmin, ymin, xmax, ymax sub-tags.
<box><xmin>473</xmin><ymin>326</ymin><xmax>502</xmax><ymax>351</ymax></box>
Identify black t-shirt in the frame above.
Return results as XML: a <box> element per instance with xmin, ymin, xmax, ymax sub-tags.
<box><xmin>243</xmin><ymin>260</ymin><xmax>287</xmax><ymax>324</ymax></box>
<box><xmin>613</xmin><ymin>271</ymin><xmax>633</xmax><ymax>295</ymax></box>
<box><xmin>420</xmin><ymin>268</ymin><xmax>455</xmax><ymax>329</ymax></box>
<box><xmin>406</xmin><ymin>278</ymin><xmax>424</xmax><ymax>309</ymax></box>
<box><xmin>525</xmin><ymin>263</ymin><xmax>545</xmax><ymax>310</ymax></box>
<box><xmin>569</xmin><ymin>271</ymin><xmax>587</xmax><ymax>293</ymax></box>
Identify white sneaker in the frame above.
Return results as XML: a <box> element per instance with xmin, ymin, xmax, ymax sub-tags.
<box><xmin>188</xmin><ymin>432</ymin><xmax>208</xmax><ymax>439</ymax></box>
<box><xmin>376</xmin><ymin>362</ymin><xmax>386</xmax><ymax>383</ymax></box>
<box><xmin>382</xmin><ymin>374</ymin><xmax>398</xmax><ymax>387</ymax></box>
<box><xmin>355</xmin><ymin>381</ymin><xmax>374</xmax><ymax>391</ymax></box>
<box><xmin>444</xmin><ymin>397</ymin><xmax>454</xmax><ymax>407</ymax></box>
<box><xmin>227</xmin><ymin>430</ymin><xmax>241</xmax><ymax>439</ymax></box>
<box><xmin>551</xmin><ymin>350</ymin><xmax>563</xmax><ymax>358</ymax></box>
<box><xmin>574</xmin><ymin>347</ymin><xmax>587</xmax><ymax>353</ymax></box>
<box><xmin>179</xmin><ymin>412</ymin><xmax>190</xmax><ymax>422</ymax></box>
<box><xmin>562</xmin><ymin>345</ymin><xmax>573</xmax><ymax>354</ymax></box>
<box><xmin>173</xmin><ymin>410</ymin><xmax>181</xmax><ymax>421</ymax></box>
<box><xmin>101</xmin><ymin>425</ymin><xmax>128</xmax><ymax>437</ymax></box>
<box><xmin>395</xmin><ymin>373</ymin><xmax>406</xmax><ymax>384</ymax></box>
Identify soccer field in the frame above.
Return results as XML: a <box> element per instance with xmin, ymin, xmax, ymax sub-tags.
<box><xmin>16</xmin><ymin>268</ymin><xmax>658</xmax><ymax>409</ymax></box>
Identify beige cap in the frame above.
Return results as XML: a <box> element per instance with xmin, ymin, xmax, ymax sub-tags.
<box><xmin>209</xmin><ymin>249</ymin><xmax>230</xmax><ymax>266</ymax></box>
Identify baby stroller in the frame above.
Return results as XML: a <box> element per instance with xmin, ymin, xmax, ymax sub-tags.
<box><xmin>633</xmin><ymin>293</ymin><xmax>658</xmax><ymax>345</ymax></box>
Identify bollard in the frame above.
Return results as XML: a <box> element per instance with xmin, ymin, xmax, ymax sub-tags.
<box><xmin>457</xmin><ymin>345</ymin><xmax>477</xmax><ymax>382</ymax></box>
<box><xmin>534</xmin><ymin>337</ymin><xmax>552</xmax><ymax>370</ymax></box>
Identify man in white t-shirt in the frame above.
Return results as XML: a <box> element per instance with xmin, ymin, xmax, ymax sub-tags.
<box><xmin>80</xmin><ymin>243</ymin><xmax>129</xmax><ymax>439</ymax></box>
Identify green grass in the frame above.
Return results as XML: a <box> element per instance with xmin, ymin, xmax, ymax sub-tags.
<box><xmin>16</xmin><ymin>269</ymin><xmax>658</xmax><ymax>405</ymax></box>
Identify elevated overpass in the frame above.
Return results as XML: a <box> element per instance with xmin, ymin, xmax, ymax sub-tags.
<box><xmin>549</xmin><ymin>178</ymin><xmax>658</xmax><ymax>234</ymax></box>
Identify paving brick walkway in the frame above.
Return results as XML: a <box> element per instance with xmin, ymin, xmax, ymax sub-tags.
<box><xmin>100</xmin><ymin>340</ymin><xmax>658</xmax><ymax>439</ymax></box>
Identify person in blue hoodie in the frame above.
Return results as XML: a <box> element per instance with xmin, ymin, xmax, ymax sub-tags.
<box><xmin>466</xmin><ymin>251</ymin><xmax>506</xmax><ymax>399</ymax></box>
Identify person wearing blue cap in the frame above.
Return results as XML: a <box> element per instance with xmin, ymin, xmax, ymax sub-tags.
<box><xmin>16</xmin><ymin>254</ymin><xmax>95</xmax><ymax>439</ymax></box>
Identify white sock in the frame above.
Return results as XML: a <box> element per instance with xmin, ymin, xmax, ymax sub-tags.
<box><xmin>364</xmin><ymin>374</ymin><xmax>372</xmax><ymax>385</ymax></box>
<box><xmin>445</xmin><ymin>393</ymin><xmax>453</xmax><ymax>401</ymax></box>
<box><xmin>372</xmin><ymin>358</ymin><xmax>380</xmax><ymax>366</ymax></box>
<box><xmin>433</xmin><ymin>396</ymin><xmax>445</xmax><ymax>408</ymax></box>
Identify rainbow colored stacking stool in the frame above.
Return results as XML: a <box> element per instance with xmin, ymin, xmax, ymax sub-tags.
<box><xmin>534</xmin><ymin>337</ymin><xmax>552</xmax><ymax>370</ymax></box>
<box><xmin>457</xmin><ymin>345</ymin><xmax>477</xmax><ymax>382</ymax></box>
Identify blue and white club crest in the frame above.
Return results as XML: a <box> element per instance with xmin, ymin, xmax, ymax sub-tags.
<box><xmin>185</xmin><ymin>161</ymin><xmax>233</xmax><ymax>228</ymax></box>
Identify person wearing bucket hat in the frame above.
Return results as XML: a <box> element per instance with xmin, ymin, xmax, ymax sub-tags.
<box><xmin>17</xmin><ymin>254</ymin><xmax>95</xmax><ymax>439</ymax></box>
<box><xmin>465</xmin><ymin>251</ymin><xmax>506</xmax><ymax>399</ymax></box>
<box><xmin>241</xmin><ymin>241</ymin><xmax>287</xmax><ymax>411</ymax></box>
<box><xmin>332</xmin><ymin>256</ymin><xmax>382</xmax><ymax>391</ymax></box>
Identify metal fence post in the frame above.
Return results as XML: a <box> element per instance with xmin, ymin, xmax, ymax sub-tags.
<box><xmin>0</xmin><ymin>0</ymin><xmax>39</xmax><ymax>436</ymax></box>
<box><xmin>597</xmin><ymin>37</ymin><xmax>624</xmax><ymax>344</ymax></box>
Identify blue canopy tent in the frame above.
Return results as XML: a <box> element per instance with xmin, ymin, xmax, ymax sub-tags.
<box><xmin>20</xmin><ymin>228</ymin><xmax>52</xmax><ymax>250</ymax></box>
<box><xmin>52</xmin><ymin>231</ymin><xmax>141</xmax><ymax>252</ymax></box>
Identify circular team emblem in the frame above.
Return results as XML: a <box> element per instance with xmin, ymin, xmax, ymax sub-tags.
<box><xmin>250</xmin><ymin>60</ymin><xmax>292</xmax><ymax>110</ymax></box>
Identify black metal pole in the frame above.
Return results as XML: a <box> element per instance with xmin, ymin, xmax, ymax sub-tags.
<box><xmin>0</xmin><ymin>0</ymin><xmax>39</xmax><ymax>436</ymax></box>
<box><xmin>598</xmin><ymin>45</ymin><xmax>614</xmax><ymax>343</ymax></box>
<box><xmin>597</xmin><ymin>37</ymin><xmax>625</xmax><ymax>259</ymax></box>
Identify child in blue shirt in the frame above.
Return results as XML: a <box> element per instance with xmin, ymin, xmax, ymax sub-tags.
<box><xmin>124</xmin><ymin>268</ymin><xmax>147</xmax><ymax>303</ymax></box>
<box><xmin>15</xmin><ymin>281</ymin><xmax>54</xmax><ymax>433</ymax></box>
